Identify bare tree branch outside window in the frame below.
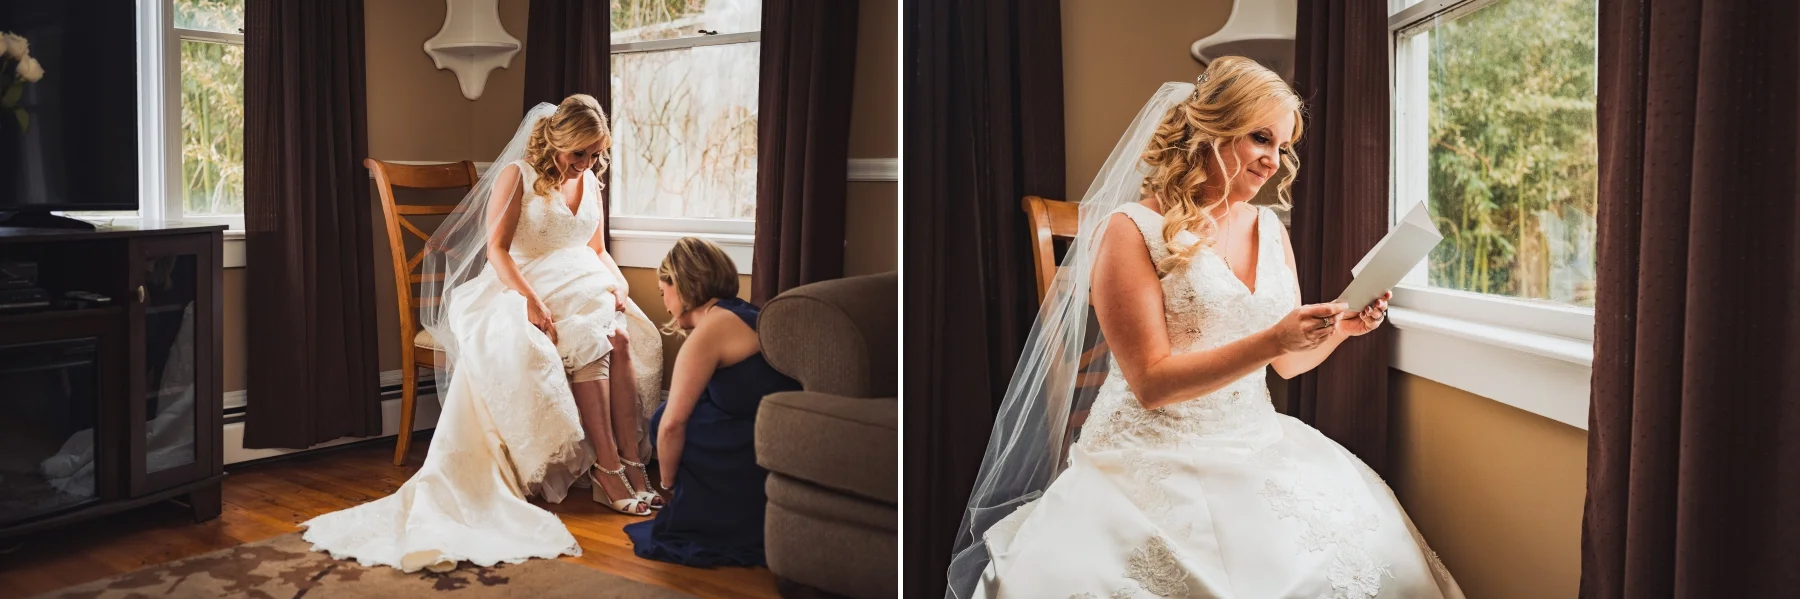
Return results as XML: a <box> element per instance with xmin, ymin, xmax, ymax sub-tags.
<box><xmin>610</xmin><ymin>0</ymin><xmax>760</xmax><ymax>222</ymax></box>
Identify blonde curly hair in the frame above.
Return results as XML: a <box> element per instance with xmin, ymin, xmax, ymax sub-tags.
<box><xmin>524</xmin><ymin>94</ymin><xmax>611</xmax><ymax>200</ymax></box>
<box><xmin>1141</xmin><ymin>56</ymin><xmax>1304</xmax><ymax>274</ymax></box>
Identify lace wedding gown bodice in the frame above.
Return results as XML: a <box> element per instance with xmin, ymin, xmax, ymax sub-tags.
<box><xmin>300</xmin><ymin>161</ymin><xmax>663</xmax><ymax>573</ymax></box>
<box><xmin>508</xmin><ymin>160</ymin><xmax>602</xmax><ymax>258</ymax></box>
<box><xmin>1078</xmin><ymin>203</ymin><xmax>1297</xmax><ymax>452</ymax></box>
<box><xmin>973</xmin><ymin>204</ymin><xmax>1461</xmax><ymax>599</ymax></box>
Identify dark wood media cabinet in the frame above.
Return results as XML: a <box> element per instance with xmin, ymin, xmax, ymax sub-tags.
<box><xmin>0</xmin><ymin>223</ymin><xmax>224</xmax><ymax>538</ymax></box>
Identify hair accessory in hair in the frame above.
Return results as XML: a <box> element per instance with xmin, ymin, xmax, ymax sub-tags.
<box><xmin>1189</xmin><ymin>71</ymin><xmax>1212</xmax><ymax>100</ymax></box>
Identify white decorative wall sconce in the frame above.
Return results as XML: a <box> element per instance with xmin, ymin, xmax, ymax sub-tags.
<box><xmin>423</xmin><ymin>0</ymin><xmax>522</xmax><ymax>100</ymax></box>
<box><xmin>1191</xmin><ymin>0</ymin><xmax>1297</xmax><ymax>82</ymax></box>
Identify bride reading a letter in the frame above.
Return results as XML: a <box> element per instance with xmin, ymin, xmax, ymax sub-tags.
<box><xmin>945</xmin><ymin>57</ymin><xmax>1464</xmax><ymax>599</ymax></box>
<box><xmin>301</xmin><ymin>95</ymin><xmax>665</xmax><ymax>572</ymax></box>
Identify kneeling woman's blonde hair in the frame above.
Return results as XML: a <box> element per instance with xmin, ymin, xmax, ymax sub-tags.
<box><xmin>657</xmin><ymin>237</ymin><xmax>740</xmax><ymax>336</ymax></box>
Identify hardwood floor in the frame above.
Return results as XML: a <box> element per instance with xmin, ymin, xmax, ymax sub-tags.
<box><xmin>0</xmin><ymin>433</ymin><xmax>780</xmax><ymax>599</ymax></box>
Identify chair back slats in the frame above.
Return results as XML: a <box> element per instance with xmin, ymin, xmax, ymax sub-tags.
<box><xmin>1020</xmin><ymin>195</ymin><xmax>1083</xmax><ymax>302</ymax></box>
<box><xmin>394</xmin><ymin>204</ymin><xmax>461</xmax><ymax>216</ymax></box>
<box><xmin>368</xmin><ymin>158</ymin><xmax>479</xmax><ymax>344</ymax></box>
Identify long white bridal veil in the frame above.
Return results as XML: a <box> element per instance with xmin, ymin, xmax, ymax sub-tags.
<box><xmin>944</xmin><ymin>82</ymin><xmax>1195</xmax><ymax>599</ymax></box>
<box><xmin>416</xmin><ymin>102</ymin><xmax>556</xmax><ymax>388</ymax></box>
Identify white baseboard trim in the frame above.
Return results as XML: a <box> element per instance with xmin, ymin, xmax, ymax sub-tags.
<box><xmin>222</xmin><ymin>369</ymin><xmax>441</xmax><ymax>465</ymax></box>
<box><xmin>223</xmin><ymin>389</ymin><xmax>246</xmax><ymax>411</ymax></box>
<box><xmin>223</xmin><ymin>393</ymin><xmax>442</xmax><ymax>465</ymax></box>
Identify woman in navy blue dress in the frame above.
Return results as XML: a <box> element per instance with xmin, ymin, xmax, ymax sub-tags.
<box><xmin>625</xmin><ymin>237</ymin><xmax>801</xmax><ymax>567</ymax></box>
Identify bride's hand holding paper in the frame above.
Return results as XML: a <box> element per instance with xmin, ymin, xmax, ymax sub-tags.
<box><xmin>1335</xmin><ymin>290</ymin><xmax>1391</xmax><ymax>336</ymax></box>
<box><xmin>1329</xmin><ymin>201</ymin><xmax>1444</xmax><ymax>336</ymax></box>
<box><xmin>1268</xmin><ymin>301</ymin><xmax>1351</xmax><ymax>352</ymax></box>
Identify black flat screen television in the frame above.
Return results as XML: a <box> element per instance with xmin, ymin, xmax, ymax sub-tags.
<box><xmin>0</xmin><ymin>0</ymin><xmax>140</xmax><ymax>214</ymax></box>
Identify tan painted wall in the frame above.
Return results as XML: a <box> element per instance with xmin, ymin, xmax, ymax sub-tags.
<box><xmin>222</xmin><ymin>269</ymin><xmax>246</xmax><ymax>392</ymax></box>
<box><xmin>1389</xmin><ymin>372</ymin><xmax>1588</xmax><ymax>599</ymax></box>
<box><xmin>845</xmin><ymin>0</ymin><xmax>899</xmax><ymax>277</ymax></box>
<box><xmin>226</xmin><ymin>0</ymin><xmax>896</xmax><ymax>392</ymax></box>
<box><xmin>1060</xmin><ymin>0</ymin><xmax>1231</xmax><ymax>198</ymax></box>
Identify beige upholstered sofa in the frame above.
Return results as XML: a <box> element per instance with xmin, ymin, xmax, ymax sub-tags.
<box><xmin>755</xmin><ymin>272</ymin><xmax>898</xmax><ymax>598</ymax></box>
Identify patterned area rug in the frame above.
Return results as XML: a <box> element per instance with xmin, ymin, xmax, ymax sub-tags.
<box><xmin>29</xmin><ymin>532</ymin><xmax>698</xmax><ymax>599</ymax></box>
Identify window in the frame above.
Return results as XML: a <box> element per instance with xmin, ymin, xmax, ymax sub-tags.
<box><xmin>1386</xmin><ymin>0</ymin><xmax>1599</xmax><ymax>430</ymax></box>
<box><xmin>173</xmin><ymin>0</ymin><xmax>245</xmax><ymax>224</ymax></box>
<box><xmin>608</xmin><ymin>0</ymin><xmax>761</xmax><ymax>248</ymax></box>
<box><xmin>85</xmin><ymin>0</ymin><xmax>242</xmax><ymax>231</ymax></box>
<box><xmin>1393</xmin><ymin>0</ymin><xmax>1599</xmax><ymax>309</ymax></box>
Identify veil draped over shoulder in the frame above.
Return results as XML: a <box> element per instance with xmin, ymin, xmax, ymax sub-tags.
<box><xmin>416</xmin><ymin>103</ymin><xmax>552</xmax><ymax>389</ymax></box>
<box><xmin>944</xmin><ymin>82</ymin><xmax>1196</xmax><ymax>599</ymax></box>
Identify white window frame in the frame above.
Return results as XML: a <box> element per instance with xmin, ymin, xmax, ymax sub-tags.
<box><xmin>1385</xmin><ymin>0</ymin><xmax>1595</xmax><ymax>430</ymax></box>
<box><xmin>606</xmin><ymin>28</ymin><xmax>763</xmax><ymax>272</ymax></box>
<box><xmin>129</xmin><ymin>0</ymin><xmax>246</xmax><ymax>235</ymax></box>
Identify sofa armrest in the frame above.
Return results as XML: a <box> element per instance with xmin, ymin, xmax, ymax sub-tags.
<box><xmin>759</xmin><ymin>272</ymin><xmax>897</xmax><ymax>398</ymax></box>
<box><xmin>756</xmin><ymin>391</ymin><xmax>897</xmax><ymax>504</ymax></box>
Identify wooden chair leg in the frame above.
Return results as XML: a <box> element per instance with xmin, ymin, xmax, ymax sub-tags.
<box><xmin>394</xmin><ymin>361</ymin><xmax>418</xmax><ymax>466</ymax></box>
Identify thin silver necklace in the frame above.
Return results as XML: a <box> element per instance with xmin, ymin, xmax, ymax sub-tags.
<box><xmin>1217</xmin><ymin>205</ymin><xmax>1238</xmax><ymax>272</ymax></box>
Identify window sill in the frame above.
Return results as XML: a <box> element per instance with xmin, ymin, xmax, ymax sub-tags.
<box><xmin>1387</xmin><ymin>304</ymin><xmax>1592</xmax><ymax>430</ymax></box>
<box><xmin>223</xmin><ymin>229</ymin><xmax>245</xmax><ymax>268</ymax></box>
<box><xmin>611</xmin><ymin>228</ymin><xmax>755</xmax><ymax>273</ymax></box>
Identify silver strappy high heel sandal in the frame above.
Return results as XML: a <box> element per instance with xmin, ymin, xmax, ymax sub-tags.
<box><xmin>589</xmin><ymin>462</ymin><xmax>651</xmax><ymax>516</ymax></box>
<box><xmin>619</xmin><ymin>457</ymin><xmax>665</xmax><ymax>510</ymax></box>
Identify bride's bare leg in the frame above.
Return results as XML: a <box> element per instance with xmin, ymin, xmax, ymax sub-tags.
<box><xmin>607</xmin><ymin>350</ymin><xmax>655</xmax><ymax>496</ymax></box>
<box><xmin>569</xmin><ymin>378</ymin><xmax>639</xmax><ymax>508</ymax></box>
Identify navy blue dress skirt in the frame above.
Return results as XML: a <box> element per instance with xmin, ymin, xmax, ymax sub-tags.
<box><xmin>625</xmin><ymin>298</ymin><xmax>801</xmax><ymax>567</ymax></box>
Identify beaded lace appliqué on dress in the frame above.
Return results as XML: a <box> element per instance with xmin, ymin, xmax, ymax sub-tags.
<box><xmin>1077</xmin><ymin>205</ymin><xmax>1293</xmax><ymax>453</ymax></box>
<box><xmin>1255</xmin><ymin>445</ymin><xmax>1394</xmax><ymax>599</ymax></box>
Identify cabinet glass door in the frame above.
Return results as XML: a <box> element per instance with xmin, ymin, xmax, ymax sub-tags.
<box><xmin>132</xmin><ymin>233</ymin><xmax>217</xmax><ymax>496</ymax></box>
<box><xmin>141</xmin><ymin>251</ymin><xmax>199</xmax><ymax>477</ymax></box>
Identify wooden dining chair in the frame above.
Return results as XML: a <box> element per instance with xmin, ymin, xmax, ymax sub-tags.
<box><xmin>1020</xmin><ymin>195</ymin><xmax>1110</xmax><ymax>458</ymax></box>
<box><xmin>367</xmin><ymin>159</ymin><xmax>479</xmax><ymax>466</ymax></box>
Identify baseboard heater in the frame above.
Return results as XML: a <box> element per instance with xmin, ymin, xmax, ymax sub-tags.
<box><xmin>221</xmin><ymin>371</ymin><xmax>442</xmax><ymax>466</ymax></box>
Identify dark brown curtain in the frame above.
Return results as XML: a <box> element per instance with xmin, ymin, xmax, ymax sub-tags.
<box><xmin>1581</xmin><ymin>0</ymin><xmax>1800</xmax><ymax>596</ymax></box>
<box><xmin>242</xmin><ymin>0</ymin><xmax>381</xmax><ymax>448</ymax></box>
<box><xmin>751</xmin><ymin>0</ymin><xmax>860</xmax><ymax>304</ymax></box>
<box><xmin>903</xmin><ymin>0</ymin><xmax>1064</xmax><ymax>593</ymax></box>
<box><xmin>1284</xmin><ymin>0</ymin><xmax>1396</xmax><ymax>474</ymax></box>
<box><xmin>524</xmin><ymin>0</ymin><xmax>611</xmax><ymax>248</ymax></box>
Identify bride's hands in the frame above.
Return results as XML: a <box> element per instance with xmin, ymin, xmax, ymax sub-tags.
<box><xmin>612</xmin><ymin>286</ymin><xmax>629</xmax><ymax>312</ymax></box>
<box><xmin>1336</xmin><ymin>291</ymin><xmax>1391</xmax><ymax>337</ymax></box>
<box><xmin>526</xmin><ymin>295</ymin><xmax>558</xmax><ymax>344</ymax></box>
<box><xmin>1268</xmin><ymin>302</ymin><xmax>1347</xmax><ymax>352</ymax></box>
<box><xmin>607</xmin><ymin>327</ymin><xmax>630</xmax><ymax>354</ymax></box>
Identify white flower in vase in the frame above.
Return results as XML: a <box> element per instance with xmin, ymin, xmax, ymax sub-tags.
<box><xmin>1</xmin><ymin>32</ymin><xmax>26</xmax><ymax>61</ymax></box>
<box><xmin>16</xmin><ymin>57</ymin><xmax>42</xmax><ymax>82</ymax></box>
<box><xmin>2</xmin><ymin>32</ymin><xmax>43</xmax><ymax>130</ymax></box>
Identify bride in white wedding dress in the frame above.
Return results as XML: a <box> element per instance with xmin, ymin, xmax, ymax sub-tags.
<box><xmin>947</xmin><ymin>58</ymin><xmax>1463</xmax><ymax>599</ymax></box>
<box><xmin>301</xmin><ymin>95</ymin><xmax>665</xmax><ymax>572</ymax></box>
